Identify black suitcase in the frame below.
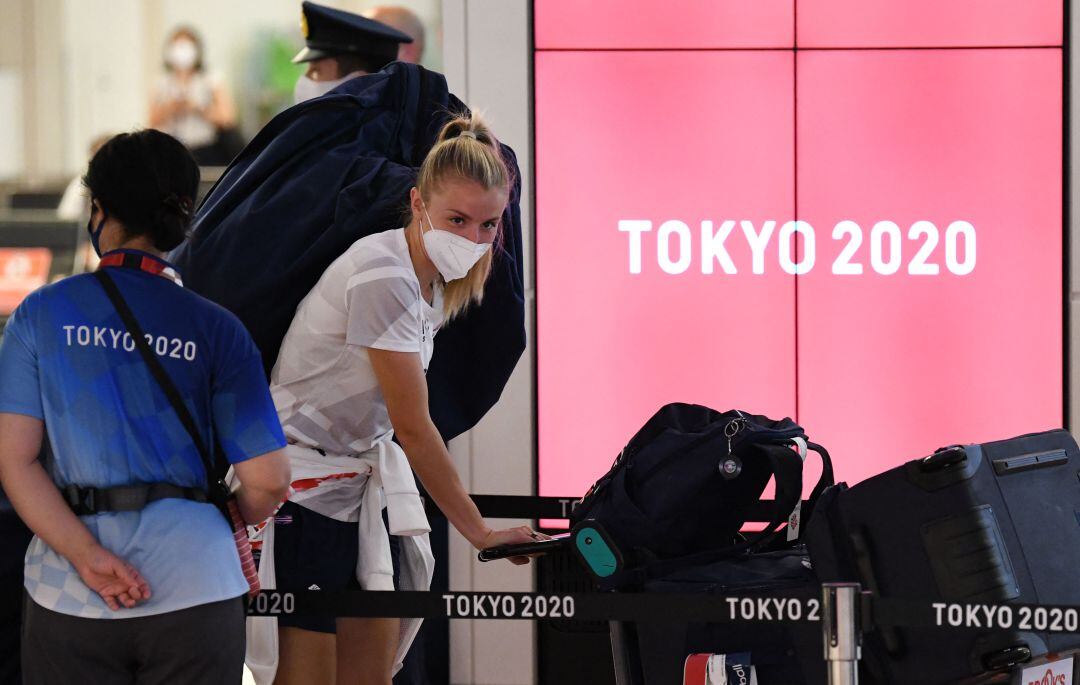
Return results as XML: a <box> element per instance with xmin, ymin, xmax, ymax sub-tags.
<box><xmin>614</xmin><ymin>547</ymin><xmax>827</xmax><ymax>685</ymax></box>
<box><xmin>805</xmin><ymin>428</ymin><xmax>1080</xmax><ymax>684</ymax></box>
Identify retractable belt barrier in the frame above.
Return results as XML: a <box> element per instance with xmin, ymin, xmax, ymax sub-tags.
<box><xmin>247</xmin><ymin>589</ymin><xmax>1080</xmax><ymax>634</ymax></box>
<box><xmin>264</xmin><ymin>497</ymin><xmax>1077</xmax><ymax>684</ymax></box>
<box><xmin>247</xmin><ymin>587</ymin><xmax>1080</xmax><ymax>685</ymax></box>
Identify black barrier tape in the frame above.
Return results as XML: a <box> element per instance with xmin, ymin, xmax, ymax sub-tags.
<box><xmin>873</xmin><ymin>597</ymin><xmax>1080</xmax><ymax>635</ymax></box>
<box><xmin>429</xmin><ymin>495</ymin><xmax>805</xmax><ymax>522</ymax></box>
<box><xmin>248</xmin><ymin>590</ymin><xmax>823</xmax><ymax>623</ymax></box>
<box><xmin>247</xmin><ymin>590</ymin><xmax>1080</xmax><ymax>635</ymax></box>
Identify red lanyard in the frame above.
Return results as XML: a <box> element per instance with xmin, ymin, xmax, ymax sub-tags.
<box><xmin>97</xmin><ymin>251</ymin><xmax>183</xmax><ymax>286</ymax></box>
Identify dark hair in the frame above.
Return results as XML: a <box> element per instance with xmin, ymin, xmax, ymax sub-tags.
<box><xmin>82</xmin><ymin>130</ymin><xmax>200</xmax><ymax>252</ymax></box>
<box><xmin>164</xmin><ymin>26</ymin><xmax>204</xmax><ymax>72</ymax></box>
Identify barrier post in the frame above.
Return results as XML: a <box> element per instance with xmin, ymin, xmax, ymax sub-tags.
<box><xmin>822</xmin><ymin>583</ymin><xmax>862</xmax><ymax>685</ymax></box>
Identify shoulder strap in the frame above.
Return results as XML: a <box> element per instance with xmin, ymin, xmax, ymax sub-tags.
<box><xmin>93</xmin><ymin>271</ymin><xmax>217</xmax><ymax>488</ymax></box>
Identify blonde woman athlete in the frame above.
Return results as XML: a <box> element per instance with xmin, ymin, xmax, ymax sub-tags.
<box><xmin>265</xmin><ymin>114</ymin><xmax>539</xmax><ymax>685</ymax></box>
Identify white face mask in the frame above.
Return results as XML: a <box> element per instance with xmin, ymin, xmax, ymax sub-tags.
<box><xmin>293</xmin><ymin>73</ymin><xmax>355</xmax><ymax>104</ymax></box>
<box><xmin>166</xmin><ymin>39</ymin><xmax>198</xmax><ymax>71</ymax></box>
<box><xmin>421</xmin><ymin>203</ymin><xmax>491</xmax><ymax>282</ymax></box>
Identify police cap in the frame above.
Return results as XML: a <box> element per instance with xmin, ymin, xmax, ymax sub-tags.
<box><xmin>292</xmin><ymin>1</ymin><xmax>414</xmax><ymax>66</ymax></box>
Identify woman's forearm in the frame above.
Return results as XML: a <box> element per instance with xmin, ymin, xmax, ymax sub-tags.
<box><xmin>396</xmin><ymin>422</ymin><xmax>489</xmax><ymax>548</ymax></box>
<box><xmin>2</xmin><ymin>460</ymin><xmax>99</xmax><ymax>566</ymax></box>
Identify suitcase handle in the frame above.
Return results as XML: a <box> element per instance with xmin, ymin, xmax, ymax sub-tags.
<box><xmin>983</xmin><ymin>645</ymin><xmax>1032</xmax><ymax>672</ymax></box>
<box><xmin>919</xmin><ymin>445</ymin><xmax>967</xmax><ymax>473</ymax></box>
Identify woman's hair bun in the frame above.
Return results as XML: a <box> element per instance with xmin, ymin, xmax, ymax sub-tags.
<box><xmin>161</xmin><ymin>192</ymin><xmax>194</xmax><ymax>219</ymax></box>
<box><xmin>437</xmin><ymin>115</ymin><xmax>496</xmax><ymax>148</ymax></box>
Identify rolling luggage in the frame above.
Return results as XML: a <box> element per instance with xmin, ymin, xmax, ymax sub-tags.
<box><xmin>805</xmin><ymin>428</ymin><xmax>1080</xmax><ymax>684</ymax></box>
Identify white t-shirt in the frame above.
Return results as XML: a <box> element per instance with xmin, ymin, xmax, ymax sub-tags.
<box><xmin>270</xmin><ymin>228</ymin><xmax>442</xmax><ymax>456</ymax></box>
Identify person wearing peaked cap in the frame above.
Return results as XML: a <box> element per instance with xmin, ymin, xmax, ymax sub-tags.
<box><xmin>292</xmin><ymin>1</ymin><xmax>414</xmax><ymax>104</ymax></box>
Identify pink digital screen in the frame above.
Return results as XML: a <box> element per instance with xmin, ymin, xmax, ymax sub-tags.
<box><xmin>534</xmin><ymin>0</ymin><xmax>793</xmax><ymax>50</ymax></box>
<box><xmin>797</xmin><ymin>0</ymin><xmax>1061</xmax><ymax>48</ymax></box>
<box><xmin>535</xmin><ymin>51</ymin><xmax>796</xmax><ymax>504</ymax></box>
<box><xmin>796</xmin><ymin>49</ymin><xmax>1063</xmax><ymax>485</ymax></box>
<box><xmin>534</xmin><ymin>6</ymin><xmax>1064</xmax><ymax>504</ymax></box>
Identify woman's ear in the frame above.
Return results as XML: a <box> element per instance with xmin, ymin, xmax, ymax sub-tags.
<box><xmin>409</xmin><ymin>187</ymin><xmax>423</xmax><ymax>224</ymax></box>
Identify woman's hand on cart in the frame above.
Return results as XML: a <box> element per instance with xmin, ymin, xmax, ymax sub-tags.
<box><xmin>477</xmin><ymin>526</ymin><xmax>552</xmax><ymax>565</ymax></box>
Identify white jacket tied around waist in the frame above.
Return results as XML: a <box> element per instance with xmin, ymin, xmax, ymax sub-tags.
<box><xmin>242</xmin><ymin>441</ymin><xmax>435</xmax><ymax>684</ymax></box>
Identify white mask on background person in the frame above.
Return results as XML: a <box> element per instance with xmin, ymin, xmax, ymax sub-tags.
<box><xmin>421</xmin><ymin>203</ymin><xmax>491</xmax><ymax>282</ymax></box>
<box><xmin>292</xmin><ymin>74</ymin><xmax>355</xmax><ymax>104</ymax></box>
<box><xmin>166</xmin><ymin>39</ymin><xmax>198</xmax><ymax>71</ymax></box>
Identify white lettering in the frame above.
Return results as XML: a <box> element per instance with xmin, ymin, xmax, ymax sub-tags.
<box><xmin>619</xmin><ymin>220</ymin><xmax>652</xmax><ymax>275</ymax></box>
<box><xmin>870</xmin><ymin>221</ymin><xmax>902</xmax><ymax>275</ymax></box>
<box><xmin>471</xmin><ymin>596</ymin><xmax>488</xmax><ymax>618</ymax></box>
<box><xmin>500</xmin><ymin>596</ymin><xmax>516</xmax><ymax>617</ymax></box>
<box><xmin>109</xmin><ymin>329</ymin><xmax>123</xmax><ymax>347</ymax></box>
<box><xmin>947</xmin><ymin>604</ymin><xmax>963</xmax><ymax>627</ymax></box>
<box><xmin>657</xmin><ymin>220</ymin><xmax>692</xmax><ymax>275</ymax></box>
<box><xmin>740</xmin><ymin>598</ymin><xmax>755</xmax><ymax>620</ymax></box>
<box><xmin>701</xmin><ymin>220</ymin><xmax>737</xmax><ymax>275</ymax></box>
<box><xmin>740</xmin><ymin>220</ymin><xmax>776</xmax><ymax>275</ymax></box>
<box><xmin>443</xmin><ymin>594</ymin><xmax>454</xmax><ymax>615</ymax></box>
<box><xmin>63</xmin><ymin>325</ymin><xmax>75</xmax><ymax>346</ymax></box>
<box><xmin>832</xmin><ymin>220</ymin><xmax>864</xmax><ymax>275</ymax></box>
<box><xmin>945</xmin><ymin>220</ymin><xmax>976</xmax><ymax>276</ymax></box>
<box><xmin>933</xmin><ymin>602</ymin><xmax>947</xmax><ymax>626</ymax></box>
<box><xmin>778</xmin><ymin>220</ymin><xmax>815</xmax><ymax>275</ymax></box>
<box><xmin>965</xmin><ymin>604</ymin><xmax>982</xmax><ymax>628</ymax></box>
<box><xmin>787</xmin><ymin>598</ymin><xmax>802</xmax><ymax>621</ymax></box>
<box><xmin>123</xmin><ymin>333</ymin><xmax>135</xmax><ymax>352</ymax></box>
<box><xmin>617</xmin><ymin>218</ymin><xmax>976</xmax><ymax>277</ymax></box>
<box><xmin>77</xmin><ymin>326</ymin><xmax>91</xmax><ymax>346</ymax></box>
<box><xmin>755</xmin><ymin>598</ymin><xmax>773</xmax><ymax>621</ymax></box>
<box><xmin>93</xmin><ymin>327</ymin><xmax>106</xmax><ymax>347</ymax></box>
<box><xmin>998</xmin><ymin>606</ymin><xmax>1014</xmax><ymax>629</ymax></box>
<box><xmin>908</xmin><ymin>220</ymin><xmax>940</xmax><ymax>275</ymax></box>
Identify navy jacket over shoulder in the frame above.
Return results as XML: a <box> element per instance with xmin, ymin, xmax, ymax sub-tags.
<box><xmin>172</xmin><ymin>62</ymin><xmax>526</xmax><ymax>443</ymax></box>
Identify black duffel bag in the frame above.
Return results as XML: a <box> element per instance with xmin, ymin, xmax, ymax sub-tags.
<box><xmin>570</xmin><ymin>403</ymin><xmax>834</xmax><ymax>589</ymax></box>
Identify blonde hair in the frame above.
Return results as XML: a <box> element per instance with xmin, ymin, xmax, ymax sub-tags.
<box><xmin>416</xmin><ymin>113</ymin><xmax>511</xmax><ymax>321</ymax></box>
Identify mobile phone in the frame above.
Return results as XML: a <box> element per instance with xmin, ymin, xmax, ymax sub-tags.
<box><xmin>477</xmin><ymin>533</ymin><xmax>571</xmax><ymax>562</ymax></box>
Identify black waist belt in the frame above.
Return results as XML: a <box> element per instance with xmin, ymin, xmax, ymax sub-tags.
<box><xmin>63</xmin><ymin>483</ymin><xmax>209</xmax><ymax>515</ymax></box>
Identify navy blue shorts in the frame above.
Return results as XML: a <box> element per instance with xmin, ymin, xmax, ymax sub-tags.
<box><xmin>271</xmin><ymin>501</ymin><xmax>401</xmax><ymax>633</ymax></box>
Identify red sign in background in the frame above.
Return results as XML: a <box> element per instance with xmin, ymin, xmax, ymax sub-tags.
<box><xmin>0</xmin><ymin>248</ymin><xmax>52</xmax><ymax>315</ymax></box>
<box><xmin>535</xmin><ymin>2</ymin><xmax>1064</xmax><ymax>501</ymax></box>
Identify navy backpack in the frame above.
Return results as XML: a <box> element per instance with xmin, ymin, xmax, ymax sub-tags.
<box><xmin>570</xmin><ymin>403</ymin><xmax>834</xmax><ymax>589</ymax></box>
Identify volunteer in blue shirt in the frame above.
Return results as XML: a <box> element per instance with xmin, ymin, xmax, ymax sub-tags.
<box><xmin>0</xmin><ymin>129</ymin><xmax>291</xmax><ymax>684</ymax></box>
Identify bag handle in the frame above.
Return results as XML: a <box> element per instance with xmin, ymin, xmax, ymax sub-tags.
<box><xmin>93</xmin><ymin>271</ymin><xmax>223</xmax><ymax>502</ymax></box>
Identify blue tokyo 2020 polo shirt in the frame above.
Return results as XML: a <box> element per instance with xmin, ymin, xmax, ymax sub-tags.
<box><xmin>0</xmin><ymin>249</ymin><xmax>286</xmax><ymax>618</ymax></box>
